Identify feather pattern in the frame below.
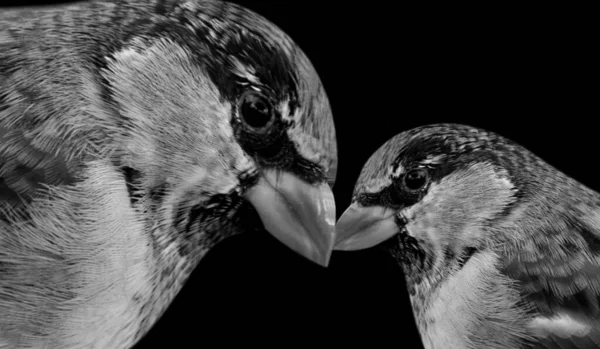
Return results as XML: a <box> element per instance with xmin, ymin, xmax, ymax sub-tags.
<box><xmin>348</xmin><ymin>123</ymin><xmax>600</xmax><ymax>349</ymax></box>
<box><xmin>0</xmin><ymin>1</ymin><xmax>336</xmax><ymax>348</ymax></box>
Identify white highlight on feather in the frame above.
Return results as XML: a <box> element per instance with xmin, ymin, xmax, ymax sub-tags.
<box><xmin>421</xmin><ymin>154</ymin><xmax>446</xmax><ymax>165</ymax></box>
<box><xmin>391</xmin><ymin>163</ymin><xmax>404</xmax><ymax>178</ymax></box>
<box><xmin>230</xmin><ymin>57</ymin><xmax>260</xmax><ymax>84</ymax></box>
<box><xmin>529</xmin><ymin>314</ymin><xmax>592</xmax><ymax>338</ymax></box>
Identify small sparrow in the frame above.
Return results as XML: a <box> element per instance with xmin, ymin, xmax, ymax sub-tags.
<box><xmin>0</xmin><ymin>1</ymin><xmax>337</xmax><ymax>348</ymax></box>
<box><xmin>334</xmin><ymin>124</ymin><xmax>600</xmax><ymax>349</ymax></box>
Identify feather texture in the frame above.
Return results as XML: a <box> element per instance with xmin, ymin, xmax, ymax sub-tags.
<box><xmin>344</xmin><ymin>123</ymin><xmax>600</xmax><ymax>349</ymax></box>
<box><xmin>0</xmin><ymin>1</ymin><xmax>336</xmax><ymax>348</ymax></box>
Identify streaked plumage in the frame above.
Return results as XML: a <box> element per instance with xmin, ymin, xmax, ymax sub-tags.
<box><xmin>0</xmin><ymin>1</ymin><xmax>337</xmax><ymax>348</ymax></box>
<box><xmin>334</xmin><ymin>123</ymin><xmax>600</xmax><ymax>349</ymax></box>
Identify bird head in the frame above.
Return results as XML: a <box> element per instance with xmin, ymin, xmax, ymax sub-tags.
<box><xmin>99</xmin><ymin>0</ymin><xmax>337</xmax><ymax>266</ymax></box>
<box><xmin>332</xmin><ymin>123</ymin><xmax>566</xmax><ymax>288</ymax></box>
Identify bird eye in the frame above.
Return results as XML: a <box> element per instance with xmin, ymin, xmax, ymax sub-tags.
<box><xmin>402</xmin><ymin>168</ymin><xmax>429</xmax><ymax>192</ymax></box>
<box><xmin>238</xmin><ymin>91</ymin><xmax>274</xmax><ymax>131</ymax></box>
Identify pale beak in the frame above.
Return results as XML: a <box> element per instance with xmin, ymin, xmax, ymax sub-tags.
<box><xmin>242</xmin><ymin>169</ymin><xmax>336</xmax><ymax>267</ymax></box>
<box><xmin>334</xmin><ymin>203</ymin><xmax>399</xmax><ymax>251</ymax></box>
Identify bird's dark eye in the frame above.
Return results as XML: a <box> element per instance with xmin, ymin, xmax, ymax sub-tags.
<box><xmin>402</xmin><ymin>168</ymin><xmax>429</xmax><ymax>192</ymax></box>
<box><xmin>238</xmin><ymin>91</ymin><xmax>274</xmax><ymax>131</ymax></box>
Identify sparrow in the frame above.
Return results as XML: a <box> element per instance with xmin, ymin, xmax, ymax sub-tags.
<box><xmin>0</xmin><ymin>1</ymin><xmax>337</xmax><ymax>348</ymax></box>
<box><xmin>334</xmin><ymin>123</ymin><xmax>600</xmax><ymax>349</ymax></box>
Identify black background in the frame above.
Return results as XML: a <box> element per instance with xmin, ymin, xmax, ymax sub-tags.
<box><xmin>1</xmin><ymin>1</ymin><xmax>596</xmax><ymax>348</ymax></box>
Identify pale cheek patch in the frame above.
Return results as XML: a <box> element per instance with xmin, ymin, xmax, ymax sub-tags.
<box><xmin>529</xmin><ymin>314</ymin><xmax>592</xmax><ymax>338</ymax></box>
<box><xmin>404</xmin><ymin>162</ymin><xmax>516</xmax><ymax>247</ymax></box>
<box><xmin>107</xmin><ymin>38</ymin><xmax>258</xmax><ymax>196</ymax></box>
<box><xmin>107</xmin><ymin>38</ymin><xmax>232</xmax><ymax>141</ymax></box>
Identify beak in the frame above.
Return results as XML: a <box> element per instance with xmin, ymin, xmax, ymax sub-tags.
<box><xmin>242</xmin><ymin>169</ymin><xmax>336</xmax><ymax>267</ymax></box>
<box><xmin>334</xmin><ymin>203</ymin><xmax>399</xmax><ymax>251</ymax></box>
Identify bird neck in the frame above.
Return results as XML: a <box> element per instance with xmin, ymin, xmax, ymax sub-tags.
<box><xmin>129</xmin><ymin>214</ymin><xmax>214</xmax><ymax>344</ymax></box>
<box><xmin>50</xmin><ymin>162</ymin><xmax>215</xmax><ymax>349</ymax></box>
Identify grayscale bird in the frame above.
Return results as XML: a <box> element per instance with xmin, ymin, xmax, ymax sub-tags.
<box><xmin>0</xmin><ymin>1</ymin><xmax>337</xmax><ymax>348</ymax></box>
<box><xmin>334</xmin><ymin>123</ymin><xmax>600</xmax><ymax>349</ymax></box>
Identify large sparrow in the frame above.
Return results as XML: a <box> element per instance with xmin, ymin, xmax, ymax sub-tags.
<box><xmin>0</xmin><ymin>1</ymin><xmax>337</xmax><ymax>348</ymax></box>
<box><xmin>335</xmin><ymin>123</ymin><xmax>600</xmax><ymax>349</ymax></box>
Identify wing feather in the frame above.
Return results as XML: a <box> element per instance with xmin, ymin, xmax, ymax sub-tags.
<box><xmin>1</xmin><ymin>127</ymin><xmax>77</xmax><ymax>216</ymax></box>
<box><xmin>500</xmin><ymin>213</ymin><xmax>600</xmax><ymax>348</ymax></box>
